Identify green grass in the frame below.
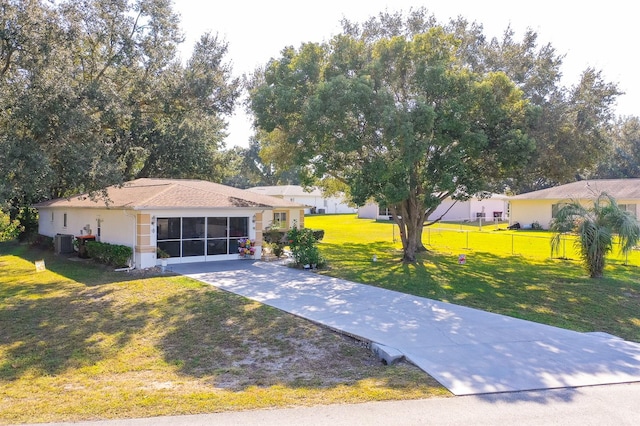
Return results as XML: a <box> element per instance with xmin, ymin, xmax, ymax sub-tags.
<box><xmin>0</xmin><ymin>242</ymin><xmax>447</xmax><ymax>425</ymax></box>
<box><xmin>4</xmin><ymin>214</ymin><xmax>640</xmax><ymax>423</ymax></box>
<box><xmin>307</xmin><ymin>214</ymin><xmax>640</xmax><ymax>342</ymax></box>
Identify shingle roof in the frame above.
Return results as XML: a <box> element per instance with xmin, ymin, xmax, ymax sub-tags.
<box><xmin>34</xmin><ymin>178</ymin><xmax>306</xmax><ymax>210</ymax></box>
<box><xmin>510</xmin><ymin>179</ymin><xmax>640</xmax><ymax>200</ymax></box>
<box><xmin>246</xmin><ymin>185</ymin><xmax>324</xmax><ymax>197</ymax></box>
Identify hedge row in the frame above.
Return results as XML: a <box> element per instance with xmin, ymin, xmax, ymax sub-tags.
<box><xmin>86</xmin><ymin>241</ymin><xmax>132</xmax><ymax>267</ymax></box>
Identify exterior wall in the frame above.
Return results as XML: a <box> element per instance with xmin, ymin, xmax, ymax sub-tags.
<box><xmin>262</xmin><ymin>208</ymin><xmax>304</xmax><ymax>229</ymax></box>
<box><xmin>509</xmin><ymin>200</ymin><xmax>555</xmax><ymax>229</ymax></box>
<box><xmin>428</xmin><ymin>200</ymin><xmax>470</xmax><ymax>222</ymax></box>
<box><xmin>360</xmin><ymin>196</ymin><xmax>510</xmax><ymax>222</ymax></box>
<box><xmin>136</xmin><ymin>213</ymin><xmax>154</xmax><ymax>269</ymax></box>
<box><xmin>37</xmin><ymin>206</ymin><xmax>136</xmax><ymax>261</ymax></box>
<box><xmin>290</xmin><ymin>195</ymin><xmax>355</xmax><ymax>214</ymax></box>
<box><xmin>469</xmin><ymin>198</ymin><xmax>509</xmax><ymax>221</ymax></box>
<box><xmin>37</xmin><ymin>207</ymin><xmax>135</xmax><ymax>244</ymax></box>
<box><xmin>510</xmin><ymin>198</ymin><xmax>639</xmax><ymax>230</ymax></box>
<box><xmin>265</xmin><ymin>193</ymin><xmax>355</xmax><ymax>215</ymax></box>
<box><xmin>357</xmin><ymin>202</ymin><xmax>379</xmax><ymax>219</ymax></box>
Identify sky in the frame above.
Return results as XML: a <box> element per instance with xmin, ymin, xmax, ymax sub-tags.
<box><xmin>172</xmin><ymin>0</ymin><xmax>637</xmax><ymax>148</ymax></box>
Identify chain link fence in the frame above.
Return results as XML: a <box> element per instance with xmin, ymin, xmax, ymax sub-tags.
<box><xmin>420</xmin><ymin>224</ymin><xmax>640</xmax><ymax>266</ymax></box>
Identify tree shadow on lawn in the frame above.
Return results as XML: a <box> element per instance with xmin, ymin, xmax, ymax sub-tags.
<box><xmin>0</xmin><ymin>243</ymin><xmax>156</xmax><ymax>380</ymax></box>
<box><xmin>1</xmin><ymin>242</ymin><xmax>442</xmax><ymax>396</ymax></box>
<box><xmin>1</xmin><ymin>242</ymin><xmax>164</xmax><ymax>287</ymax></box>
<box><xmin>0</xmin><ymin>282</ymin><xmax>153</xmax><ymax>381</ymax></box>
<box><xmin>319</xmin><ymin>242</ymin><xmax>640</xmax><ymax>342</ymax></box>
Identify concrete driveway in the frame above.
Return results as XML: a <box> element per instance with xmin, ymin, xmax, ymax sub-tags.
<box><xmin>171</xmin><ymin>260</ymin><xmax>640</xmax><ymax>396</ymax></box>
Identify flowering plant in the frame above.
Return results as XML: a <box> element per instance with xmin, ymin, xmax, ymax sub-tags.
<box><xmin>238</xmin><ymin>238</ymin><xmax>255</xmax><ymax>256</ymax></box>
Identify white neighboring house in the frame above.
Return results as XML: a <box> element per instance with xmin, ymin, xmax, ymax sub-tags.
<box><xmin>509</xmin><ymin>179</ymin><xmax>640</xmax><ymax>230</ymax></box>
<box><xmin>246</xmin><ymin>185</ymin><xmax>357</xmax><ymax>217</ymax></box>
<box><xmin>34</xmin><ymin>178</ymin><xmax>306</xmax><ymax>269</ymax></box>
<box><xmin>358</xmin><ymin>194</ymin><xmax>509</xmax><ymax>222</ymax></box>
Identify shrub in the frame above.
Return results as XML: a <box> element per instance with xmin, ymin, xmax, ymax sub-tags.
<box><xmin>86</xmin><ymin>241</ymin><xmax>132</xmax><ymax>267</ymax></box>
<box><xmin>287</xmin><ymin>226</ymin><xmax>325</xmax><ymax>268</ymax></box>
<box><xmin>16</xmin><ymin>207</ymin><xmax>38</xmax><ymax>241</ymax></box>
<box><xmin>264</xmin><ymin>228</ymin><xmax>287</xmax><ymax>258</ymax></box>
<box><xmin>0</xmin><ymin>210</ymin><xmax>24</xmax><ymax>242</ymax></box>
<box><xmin>312</xmin><ymin>229</ymin><xmax>325</xmax><ymax>241</ymax></box>
<box><xmin>29</xmin><ymin>234</ymin><xmax>54</xmax><ymax>250</ymax></box>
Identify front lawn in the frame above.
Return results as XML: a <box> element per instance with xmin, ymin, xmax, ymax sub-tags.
<box><xmin>0</xmin><ymin>243</ymin><xmax>447</xmax><ymax>424</ymax></box>
<box><xmin>306</xmin><ymin>214</ymin><xmax>640</xmax><ymax>342</ymax></box>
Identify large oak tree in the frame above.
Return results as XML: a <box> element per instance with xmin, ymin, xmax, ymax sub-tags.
<box><xmin>1</xmin><ymin>0</ymin><xmax>240</xmax><ymax>220</ymax></box>
<box><xmin>249</xmin><ymin>25</ymin><xmax>535</xmax><ymax>262</ymax></box>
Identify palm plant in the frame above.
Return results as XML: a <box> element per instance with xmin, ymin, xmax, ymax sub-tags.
<box><xmin>550</xmin><ymin>192</ymin><xmax>640</xmax><ymax>278</ymax></box>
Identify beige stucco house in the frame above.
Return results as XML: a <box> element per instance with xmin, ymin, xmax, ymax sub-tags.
<box><xmin>34</xmin><ymin>178</ymin><xmax>305</xmax><ymax>269</ymax></box>
<box><xmin>509</xmin><ymin>179</ymin><xmax>640</xmax><ymax>229</ymax></box>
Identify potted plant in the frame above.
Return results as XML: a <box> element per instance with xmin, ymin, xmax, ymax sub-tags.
<box><xmin>157</xmin><ymin>248</ymin><xmax>170</xmax><ymax>271</ymax></box>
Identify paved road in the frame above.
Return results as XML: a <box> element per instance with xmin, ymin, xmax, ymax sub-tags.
<box><xmin>172</xmin><ymin>260</ymin><xmax>640</xmax><ymax>396</ymax></box>
<box><xmin>34</xmin><ymin>382</ymin><xmax>640</xmax><ymax>426</ymax></box>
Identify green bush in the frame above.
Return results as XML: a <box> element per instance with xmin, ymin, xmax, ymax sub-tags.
<box><xmin>29</xmin><ymin>234</ymin><xmax>54</xmax><ymax>250</ymax></box>
<box><xmin>0</xmin><ymin>210</ymin><xmax>24</xmax><ymax>242</ymax></box>
<box><xmin>86</xmin><ymin>241</ymin><xmax>132</xmax><ymax>267</ymax></box>
<box><xmin>287</xmin><ymin>226</ymin><xmax>325</xmax><ymax>268</ymax></box>
<box><xmin>263</xmin><ymin>228</ymin><xmax>287</xmax><ymax>258</ymax></box>
<box><xmin>312</xmin><ymin>229</ymin><xmax>325</xmax><ymax>241</ymax></box>
<box><xmin>16</xmin><ymin>207</ymin><xmax>38</xmax><ymax>241</ymax></box>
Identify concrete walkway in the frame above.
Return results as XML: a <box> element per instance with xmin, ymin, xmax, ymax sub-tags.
<box><xmin>171</xmin><ymin>260</ymin><xmax>640</xmax><ymax>396</ymax></box>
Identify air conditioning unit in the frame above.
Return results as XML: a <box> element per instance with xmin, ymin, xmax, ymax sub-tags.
<box><xmin>317</xmin><ymin>208</ymin><xmax>326</xmax><ymax>214</ymax></box>
<box><xmin>54</xmin><ymin>234</ymin><xmax>75</xmax><ymax>254</ymax></box>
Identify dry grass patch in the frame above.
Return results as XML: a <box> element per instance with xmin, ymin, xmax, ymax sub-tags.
<box><xmin>0</xmin><ymin>243</ymin><xmax>448</xmax><ymax>424</ymax></box>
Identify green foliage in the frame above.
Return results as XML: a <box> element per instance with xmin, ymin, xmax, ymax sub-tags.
<box><xmin>0</xmin><ymin>210</ymin><xmax>24</xmax><ymax>242</ymax></box>
<box><xmin>86</xmin><ymin>241</ymin><xmax>132</xmax><ymax>267</ymax></box>
<box><xmin>15</xmin><ymin>207</ymin><xmax>38</xmax><ymax>241</ymax></box>
<box><xmin>1</xmin><ymin>0</ymin><xmax>240</xmax><ymax>215</ymax></box>
<box><xmin>263</xmin><ymin>228</ymin><xmax>287</xmax><ymax>258</ymax></box>
<box><xmin>156</xmin><ymin>248</ymin><xmax>171</xmax><ymax>259</ymax></box>
<box><xmin>249</xmin><ymin>14</ymin><xmax>536</xmax><ymax>263</ymax></box>
<box><xmin>550</xmin><ymin>192</ymin><xmax>640</xmax><ymax>278</ymax></box>
<box><xmin>312</xmin><ymin>229</ymin><xmax>325</xmax><ymax>241</ymax></box>
<box><xmin>29</xmin><ymin>234</ymin><xmax>54</xmax><ymax>251</ymax></box>
<box><xmin>593</xmin><ymin>116</ymin><xmax>640</xmax><ymax>179</ymax></box>
<box><xmin>287</xmin><ymin>227</ymin><xmax>324</xmax><ymax>267</ymax></box>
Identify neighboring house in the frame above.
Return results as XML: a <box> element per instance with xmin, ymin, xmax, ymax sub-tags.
<box><xmin>246</xmin><ymin>185</ymin><xmax>357</xmax><ymax>216</ymax></box>
<box><xmin>34</xmin><ymin>178</ymin><xmax>306</xmax><ymax>269</ymax></box>
<box><xmin>509</xmin><ymin>179</ymin><xmax>640</xmax><ymax>230</ymax></box>
<box><xmin>358</xmin><ymin>194</ymin><xmax>509</xmax><ymax>222</ymax></box>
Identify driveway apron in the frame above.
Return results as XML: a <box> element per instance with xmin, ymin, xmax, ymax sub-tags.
<box><xmin>171</xmin><ymin>261</ymin><xmax>640</xmax><ymax>395</ymax></box>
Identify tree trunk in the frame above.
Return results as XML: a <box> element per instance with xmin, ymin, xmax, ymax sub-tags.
<box><xmin>392</xmin><ymin>197</ymin><xmax>425</xmax><ymax>263</ymax></box>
